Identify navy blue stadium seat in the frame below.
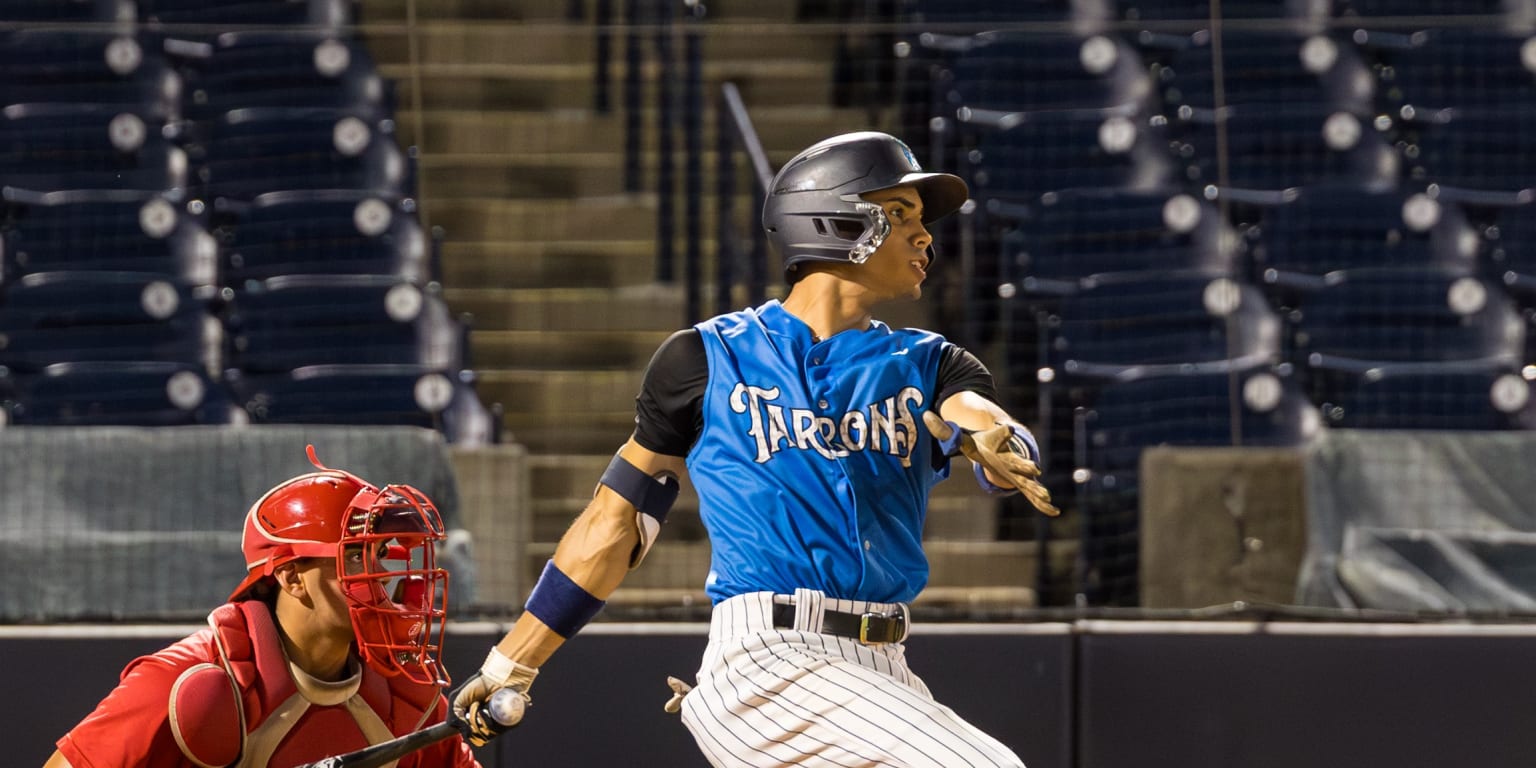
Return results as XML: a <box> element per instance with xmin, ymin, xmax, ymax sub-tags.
<box><xmin>1337</xmin><ymin>0</ymin><xmax>1524</xmax><ymax>18</ymax></box>
<box><xmin>0</xmin><ymin>271</ymin><xmax>220</xmax><ymax>373</ymax></box>
<box><xmin>1114</xmin><ymin>0</ymin><xmax>1331</xmax><ymax>23</ymax></box>
<box><xmin>0</xmin><ymin>30</ymin><xmax>181</xmax><ymax>119</ymax></box>
<box><xmin>1312</xmin><ymin>362</ymin><xmax>1536</xmax><ymax>430</ymax></box>
<box><xmin>181</xmin><ymin>31</ymin><xmax>388</xmax><ymax>119</ymax></box>
<box><xmin>1000</xmin><ymin>188</ymin><xmax>1239</xmax><ymax>301</ymax></box>
<box><xmin>946</xmin><ymin>31</ymin><xmax>1154</xmax><ymax>118</ymax></box>
<box><xmin>225</xmin><ymin>274</ymin><xmax>462</xmax><ymax>374</ymax></box>
<box><xmin>1170</xmin><ymin>104</ymin><xmax>1399</xmax><ymax>193</ymax></box>
<box><xmin>1398</xmin><ymin>107</ymin><xmax>1536</xmax><ymax>196</ymax></box>
<box><xmin>1048</xmin><ymin>274</ymin><xmax>1282</xmax><ymax>379</ymax></box>
<box><xmin>231</xmin><ymin>364</ymin><xmax>495</xmax><ymax>445</ymax></box>
<box><xmin>193</xmin><ymin>108</ymin><xmax>408</xmax><ymax>204</ymax></box>
<box><xmin>1292</xmin><ymin>268</ymin><xmax>1524</xmax><ymax>371</ymax></box>
<box><xmin>1245</xmin><ymin>183</ymin><xmax>1482</xmax><ymax>302</ymax></box>
<box><xmin>140</xmin><ymin>0</ymin><xmax>352</xmax><ymax>28</ymax></box>
<box><xmin>965</xmin><ymin>109</ymin><xmax>1174</xmax><ymax>207</ymax></box>
<box><xmin>0</xmin><ymin>104</ymin><xmax>189</xmax><ymax>197</ymax></box>
<box><xmin>0</xmin><ymin>193</ymin><xmax>217</xmax><ymax>290</ymax></box>
<box><xmin>7</xmin><ymin>361</ymin><xmax>237</xmax><ymax>426</ymax></box>
<box><xmin>1378</xmin><ymin>28</ymin><xmax>1536</xmax><ymax>111</ymax></box>
<box><xmin>222</xmin><ymin>190</ymin><xmax>429</xmax><ymax>285</ymax></box>
<box><xmin>0</xmin><ymin>0</ymin><xmax>134</xmax><ymax>21</ymax></box>
<box><xmin>1149</xmin><ymin>30</ymin><xmax>1375</xmax><ymax>113</ymax></box>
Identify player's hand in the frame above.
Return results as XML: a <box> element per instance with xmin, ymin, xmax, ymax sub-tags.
<box><xmin>449</xmin><ymin>648</ymin><xmax>538</xmax><ymax>746</ymax></box>
<box><xmin>924</xmin><ymin>411</ymin><xmax>1060</xmax><ymax>517</ymax></box>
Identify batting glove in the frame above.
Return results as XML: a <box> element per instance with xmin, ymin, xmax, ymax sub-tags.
<box><xmin>924</xmin><ymin>411</ymin><xmax>1060</xmax><ymax>517</ymax></box>
<box><xmin>450</xmin><ymin>647</ymin><xmax>538</xmax><ymax>746</ymax></box>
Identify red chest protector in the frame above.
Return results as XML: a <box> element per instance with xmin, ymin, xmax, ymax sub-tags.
<box><xmin>167</xmin><ymin>601</ymin><xmax>443</xmax><ymax>767</ymax></box>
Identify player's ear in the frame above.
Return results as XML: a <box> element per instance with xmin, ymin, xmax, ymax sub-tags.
<box><xmin>273</xmin><ymin>561</ymin><xmax>308</xmax><ymax>599</ymax></box>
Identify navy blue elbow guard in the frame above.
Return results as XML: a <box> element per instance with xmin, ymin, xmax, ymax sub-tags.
<box><xmin>599</xmin><ymin>453</ymin><xmax>680</xmax><ymax>567</ymax></box>
<box><xmin>525</xmin><ymin>560</ymin><xmax>606</xmax><ymax>639</ymax></box>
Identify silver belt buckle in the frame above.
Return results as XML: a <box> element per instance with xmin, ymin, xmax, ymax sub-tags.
<box><xmin>858</xmin><ymin>606</ymin><xmax>906</xmax><ymax>645</ymax></box>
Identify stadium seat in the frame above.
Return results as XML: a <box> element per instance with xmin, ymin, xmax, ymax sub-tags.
<box><xmin>0</xmin><ymin>29</ymin><xmax>180</xmax><ymax>119</ymax></box>
<box><xmin>1312</xmin><ymin>362</ymin><xmax>1536</xmax><ymax>430</ymax></box>
<box><xmin>180</xmin><ymin>31</ymin><xmax>388</xmax><ymax>119</ymax></box>
<box><xmin>230</xmin><ymin>363</ymin><xmax>496</xmax><ymax>445</ymax></box>
<box><xmin>0</xmin><ymin>104</ymin><xmax>189</xmax><ymax>197</ymax></box>
<box><xmin>0</xmin><ymin>193</ymin><xmax>217</xmax><ymax>290</ymax></box>
<box><xmin>0</xmin><ymin>270</ymin><xmax>221</xmax><ymax>373</ymax></box>
<box><xmin>1291</xmin><ymin>267</ymin><xmax>1524</xmax><ymax>371</ymax></box>
<box><xmin>946</xmin><ymin>31</ymin><xmax>1154</xmax><ymax>118</ymax></box>
<box><xmin>1397</xmin><ymin>107</ymin><xmax>1536</xmax><ymax>196</ymax></box>
<box><xmin>1376</xmin><ymin>28</ymin><xmax>1536</xmax><ymax>111</ymax></box>
<box><xmin>1000</xmin><ymin>187</ymin><xmax>1240</xmax><ymax>302</ymax></box>
<box><xmin>225</xmin><ymin>274</ymin><xmax>463</xmax><ymax>374</ymax></box>
<box><xmin>964</xmin><ymin>108</ymin><xmax>1175</xmax><ymax>208</ymax></box>
<box><xmin>1170</xmin><ymin>104</ymin><xmax>1399</xmax><ymax>193</ymax></box>
<box><xmin>7</xmin><ymin>361</ymin><xmax>238</xmax><ymax>426</ymax></box>
<box><xmin>1245</xmin><ymin>183</ymin><xmax>1482</xmax><ymax>303</ymax></box>
<box><xmin>1148</xmin><ymin>30</ymin><xmax>1375</xmax><ymax>113</ymax></box>
<box><xmin>905</xmin><ymin>0</ymin><xmax>1082</xmax><ymax>25</ymax></box>
<box><xmin>1047</xmin><ymin>274</ymin><xmax>1282</xmax><ymax>379</ymax></box>
<box><xmin>1336</xmin><ymin>0</ymin><xmax>1527</xmax><ymax>19</ymax></box>
<box><xmin>221</xmin><ymin>190</ymin><xmax>430</xmax><ymax>285</ymax></box>
<box><xmin>193</xmin><ymin>107</ymin><xmax>408</xmax><ymax>204</ymax></box>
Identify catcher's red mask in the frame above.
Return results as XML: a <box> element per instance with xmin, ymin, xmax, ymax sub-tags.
<box><xmin>231</xmin><ymin>445</ymin><xmax>451</xmax><ymax>686</ymax></box>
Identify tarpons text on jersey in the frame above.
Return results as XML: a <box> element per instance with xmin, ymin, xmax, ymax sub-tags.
<box><xmin>729</xmin><ymin>382</ymin><xmax>924</xmax><ymax>467</ymax></box>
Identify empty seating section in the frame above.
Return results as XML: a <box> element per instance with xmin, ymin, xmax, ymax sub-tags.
<box><xmin>0</xmin><ymin>1</ymin><xmax>493</xmax><ymax>444</ymax></box>
<box><xmin>898</xmin><ymin>0</ymin><xmax>1536</xmax><ymax>601</ymax></box>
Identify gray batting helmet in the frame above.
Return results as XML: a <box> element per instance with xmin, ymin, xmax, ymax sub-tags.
<box><xmin>763</xmin><ymin>131</ymin><xmax>969</xmax><ymax>282</ymax></box>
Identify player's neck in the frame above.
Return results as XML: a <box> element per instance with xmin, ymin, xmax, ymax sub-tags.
<box><xmin>782</xmin><ymin>274</ymin><xmax>875</xmax><ymax>341</ymax></box>
<box><xmin>273</xmin><ymin>600</ymin><xmax>355</xmax><ymax>682</ymax></box>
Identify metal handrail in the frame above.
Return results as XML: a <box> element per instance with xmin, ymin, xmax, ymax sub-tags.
<box><xmin>706</xmin><ymin>81</ymin><xmax>771</xmax><ymax>321</ymax></box>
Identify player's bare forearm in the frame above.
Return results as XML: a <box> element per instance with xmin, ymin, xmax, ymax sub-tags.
<box><xmin>938</xmin><ymin>391</ymin><xmax>1027</xmax><ymax>488</ymax></box>
<box><xmin>493</xmin><ymin>438</ymin><xmax>686</xmax><ymax>667</ymax></box>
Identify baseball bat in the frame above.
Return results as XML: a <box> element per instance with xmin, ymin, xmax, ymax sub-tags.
<box><xmin>293</xmin><ymin>688</ymin><xmax>524</xmax><ymax>768</ymax></box>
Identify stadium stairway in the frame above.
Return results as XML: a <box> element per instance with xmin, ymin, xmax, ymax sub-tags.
<box><xmin>359</xmin><ymin>0</ymin><xmax>1062</xmax><ymax>613</ymax></box>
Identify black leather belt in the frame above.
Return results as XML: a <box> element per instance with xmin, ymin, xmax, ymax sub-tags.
<box><xmin>771</xmin><ymin>602</ymin><xmax>908</xmax><ymax>644</ymax></box>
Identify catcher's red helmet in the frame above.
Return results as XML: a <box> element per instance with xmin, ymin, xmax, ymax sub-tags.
<box><xmin>230</xmin><ymin>446</ymin><xmax>451</xmax><ymax>685</ymax></box>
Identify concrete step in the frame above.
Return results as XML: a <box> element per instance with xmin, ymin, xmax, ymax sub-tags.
<box><xmin>501</xmin><ymin>410</ymin><xmax>637</xmax><ymax>453</ymax></box>
<box><xmin>445</xmin><ymin>284</ymin><xmax>685</xmax><ymax>331</ymax></box>
<box><xmin>439</xmin><ymin>241</ymin><xmax>658</xmax><ymax>289</ymax></box>
<box><xmin>428</xmin><ymin>197</ymin><xmax>655</xmax><ymax>242</ymax></box>
<box><xmin>382</xmin><ymin>59</ymin><xmax>832</xmax><ymax>111</ymax></box>
<box><xmin>419</xmin><ymin>153</ymin><xmax>631</xmax><ymax>199</ymax></box>
<box><xmin>472</xmin><ymin>329</ymin><xmax>673</xmax><ymax>369</ymax></box>
<box><xmin>394</xmin><ymin>107</ymin><xmax>866</xmax><ymax>157</ymax></box>
<box><xmin>475</xmin><ymin>368</ymin><xmax>646</xmax><ymax>415</ymax></box>
<box><xmin>365</xmin><ymin>21</ymin><xmax>830</xmax><ymax>67</ymax></box>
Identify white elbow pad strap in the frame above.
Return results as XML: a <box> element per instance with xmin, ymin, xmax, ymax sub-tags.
<box><xmin>598</xmin><ymin>453</ymin><xmax>680</xmax><ymax>567</ymax></box>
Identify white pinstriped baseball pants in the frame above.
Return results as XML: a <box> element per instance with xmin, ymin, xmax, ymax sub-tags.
<box><xmin>678</xmin><ymin>590</ymin><xmax>1025</xmax><ymax>768</ymax></box>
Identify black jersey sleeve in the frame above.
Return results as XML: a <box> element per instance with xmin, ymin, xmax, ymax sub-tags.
<box><xmin>633</xmin><ymin>328</ymin><xmax>707</xmax><ymax>457</ymax></box>
<box><xmin>936</xmin><ymin>343</ymin><xmax>1000</xmax><ymax>407</ymax></box>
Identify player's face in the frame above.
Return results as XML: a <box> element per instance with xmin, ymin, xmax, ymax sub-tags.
<box><xmin>860</xmin><ymin>185</ymin><xmax>933</xmax><ymax>301</ymax></box>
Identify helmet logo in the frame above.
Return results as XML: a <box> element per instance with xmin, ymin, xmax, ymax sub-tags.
<box><xmin>897</xmin><ymin>140</ymin><xmax>920</xmax><ymax>171</ymax></box>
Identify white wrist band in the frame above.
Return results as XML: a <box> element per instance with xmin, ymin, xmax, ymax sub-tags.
<box><xmin>481</xmin><ymin>647</ymin><xmax>538</xmax><ymax>687</ymax></box>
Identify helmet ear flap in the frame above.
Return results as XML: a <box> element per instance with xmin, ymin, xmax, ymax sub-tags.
<box><xmin>845</xmin><ymin>201</ymin><xmax>891</xmax><ymax>264</ymax></box>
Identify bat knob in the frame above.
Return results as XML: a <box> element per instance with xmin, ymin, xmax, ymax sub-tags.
<box><xmin>485</xmin><ymin>687</ymin><xmax>526</xmax><ymax>727</ymax></box>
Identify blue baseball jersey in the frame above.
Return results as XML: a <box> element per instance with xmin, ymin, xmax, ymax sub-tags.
<box><xmin>688</xmin><ymin>300</ymin><xmax>952</xmax><ymax>604</ymax></box>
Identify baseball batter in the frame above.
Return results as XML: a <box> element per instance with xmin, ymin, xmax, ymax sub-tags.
<box><xmin>451</xmin><ymin>131</ymin><xmax>1057</xmax><ymax>767</ymax></box>
<box><xmin>44</xmin><ymin>449</ymin><xmax>480</xmax><ymax>768</ymax></box>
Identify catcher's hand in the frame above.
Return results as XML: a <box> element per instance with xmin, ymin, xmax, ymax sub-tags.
<box><xmin>449</xmin><ymin>649</ymin><xmax>538</xmax><ymax>746</ymax></box>
<box><xmin>923</xmin><ymin>411</ymin><xmax>1059</xmax><ymax>517</ymax></box>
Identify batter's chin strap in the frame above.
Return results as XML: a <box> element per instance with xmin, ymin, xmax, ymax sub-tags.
<box><xmin>597</xmin><ymin>453</ymin><xmax>681</xmax><ymax>568</ymax></box>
